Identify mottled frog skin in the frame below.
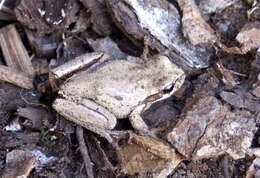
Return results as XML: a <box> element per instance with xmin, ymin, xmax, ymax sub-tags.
<box><xmin>53</xmin><ymin>55</ymin><xmax>185</xmax><ymax>142</ymax></box>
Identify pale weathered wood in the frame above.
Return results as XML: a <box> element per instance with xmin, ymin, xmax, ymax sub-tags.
<box><xmin>0</xmin><ymin>65</ymin><xmax>33</xmax><ymax>89</ymax></box>
<box><xmin>0</xmin><ymin>24</ymin><xmax>35</xmax><ymax>76</ymax></box>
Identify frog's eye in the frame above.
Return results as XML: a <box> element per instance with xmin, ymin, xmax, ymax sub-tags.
<box><xmin>163</xmin><ymin>84</ymin><xmax>174</xmax><ymax>94</ymax></box>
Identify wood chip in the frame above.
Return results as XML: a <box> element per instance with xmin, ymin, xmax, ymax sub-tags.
<box><xmin>2</xmin><ymin>150</ymin><xmax>35</xmax><ymax>178</ymax></box>
<box><xmin>176</xmin><ymin>0</ymin><xmax>216</xmax><ymax>47</ymax></box>
<box><xmin>0</xmin><ymin>24</ymin><xmax>35</xmax><ymax>76</ymax></box>
<box><xmin>0</xmin><ymin>65</ymin><xmax>33</xmax><ymax>89</ymax></box>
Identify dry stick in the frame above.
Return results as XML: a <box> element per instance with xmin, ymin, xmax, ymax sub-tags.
<box><xmin>0</xmin><ymin>65</ymin><xmax>33</xmax><ymax>89</ymax></box>
<box><xmin>76</xmin><ymin>126</ymin><xmax>94</xmax><ymax>178</ymax></box>
<box><xmin>90</xmin><ymin>135</ymin><xmax>115</xmax><ymax>171</ymax></box>
<box><xmin>19</xmin><ymin>90</ymin><xmax>50</xmax><ymax>111</ymax></box>
<box><xmin>0</xmin><ymin>24</ymin><xmax>35</xmax><ymax>76</ymax></box>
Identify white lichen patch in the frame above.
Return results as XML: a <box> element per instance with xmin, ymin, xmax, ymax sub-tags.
<box><xmin>28</xmin><ymin>150</ymin><xmax>57</xmax><ymax>168</ymax></box>
<box><xmin>125</xmin><ymin>0</ymin><xmax>180</xmax><ymax>47</ymax></box>
<box><xmin>4</xmin><ymin>118</ymin><xmax>22</xmax><ymax>132</ymax></box>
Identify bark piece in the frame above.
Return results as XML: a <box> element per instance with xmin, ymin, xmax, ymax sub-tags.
<box><xmin>16</xmin><ymin>107</ymin><xmax>51</xmax><ymax>129</ymax></box>
<box><xmin>220</xmin><ymin>90</ymin><xmax>260</xmax><ymax>112</ymax></box>
<box><xmin>2</xmin><ymin>150</ymin><xmax>35</xmax><ymax>178</ymax></box>
<box><xmin>0</xmin><ymin>83</ymin><xmax>41</xmax><ymax>111</ymax></box>
<box><xmin>221</xmin><ymin>22</ymin><xmax>260</xmax><ymax>54</ymax></box>
<box><xmin>0</xmin><ymin>65</ymin><xmax>33</xmax><ymax>89</ymax></box>
<box><xmin>168</xmin><ymin>96</ymin><xmax>257</xmax><ymax>160</ymax></box>
<box><xmin>168</xmin><ymin>96</ymin><xmax>224</xmax><ymax>158</ymax></box>
<box><xmin>117</xmin><ymin>134</ymin><xmax>183</xmax><ymax>177</ymax></box>
<box><xmin>15</xmin><ymin>0</ymin><xmax>80</xmax><ymax>35</ymax></box>
<box><xmin>3</xmin><ymin>147</ymin><xmax>58</xmax><ymax>171</ymax></box>
<box><xmin>0</xmin><ymin>24</ymin><xmax>35</xmax><ymax>76</ymax></box>
<box><xmin>105</xmin><ymin>0</ymin><xmax>212</xmax><ymax>69</ymax></box>
<box><xmin>176</xmin><ymin>0</ymin><xmax>216</xmax><ymax>47</ymax></box>
<box><xmin>198</xmin><ymin>0</ymin><xmax>237</xmax><ymax>14</ymax></box>
<box><xmin>194</xmin><ymin>110</ymin><xmax>256</xmax><ymax>160</ymax></box>
<box><xmin>236</xmin><ymin>22</ymin><xmax>260</xmax><ymax>52</ymax></box>
<box><xmin>26</xmin><ymin>29</ymin><xmax>62</xmax><ymax>58</ymax></box>
<box><xmin>87</xmin><ymin>37</ymin><xmax>126</xmax><ymax>59</ymax></box>
<box><xmin>0</xmin><ymin>132</ymin><xmax>40</xmax><ymax>148</ymax></box>
<box><xmin>80</xmin><ymin>0</ymin><xmax>114</xmax><ymax>36</ymax></box>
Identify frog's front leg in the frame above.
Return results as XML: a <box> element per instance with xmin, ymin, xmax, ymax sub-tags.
<box><xmin>53</xmin><ymin>98</ymin><xmax>117</xmax><ymax>143</ymax></box>
<box><xmin>129</xmin><ymin>103</ymin><xmax>153</xmax><ymax>136</ymax></box>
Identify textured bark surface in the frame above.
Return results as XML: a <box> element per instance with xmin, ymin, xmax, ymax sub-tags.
<box><xmin>105</xmin><ymin>0</ymin><xmax>213</xmax><ymax>69</ymax></box>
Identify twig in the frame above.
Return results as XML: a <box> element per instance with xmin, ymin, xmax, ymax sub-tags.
<box><xmin>90</xmin><ymin>135</ymin><xmax>115</xmax><ymax>171</ymax></box>
<box><xmin>20</xmin><ymin>90</ymin><xmax>50</xmax><ymax>111</ymax></box>
<box><xmin>76</xmin><ymin>126</ymin><xmax>94</xmax><ymax>178</ymax></box>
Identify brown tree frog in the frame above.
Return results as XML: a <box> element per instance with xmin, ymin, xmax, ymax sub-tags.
<box><xmin>52</xmin><ymin>53</ymin><xmax>185</xmax><ymax>143</ymax></box>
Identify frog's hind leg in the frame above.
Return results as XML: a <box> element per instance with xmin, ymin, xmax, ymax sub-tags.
<box><xmin>49</xmin><ymin>52</ymin><xmax>109</xmax><ymax>91</ymax></box>
<box><xmin>53</xmin><ymin>98</ymin><xmax>117</xmax><ymax>143</ymax></box>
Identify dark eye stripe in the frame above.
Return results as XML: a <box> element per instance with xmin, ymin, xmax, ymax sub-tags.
<box><xmin>163</xmin><ymin>84</ymin><xmax>174</xmax><ymax>94</ymax></box>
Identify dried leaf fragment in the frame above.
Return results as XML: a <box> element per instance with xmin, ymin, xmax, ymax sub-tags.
<box><xmin>117</xmin><ymin>134</ymin><xmax>183</xmax><ymax>177</ymax></box>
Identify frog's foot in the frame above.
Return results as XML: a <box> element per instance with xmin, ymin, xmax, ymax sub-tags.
<box><xmin>107</xmin><ymin>130</ymin><xmax>134</xmax><ymax>149</ymax></box>
<box><xmin>129</xmin><ymin>103</ymin><xmax>161</xmax><ymax>138</ymax></box>
<box><xmin>129</xmin><ymin>104</ymin><xmax>149</xmax><ymax>134</ymax></box>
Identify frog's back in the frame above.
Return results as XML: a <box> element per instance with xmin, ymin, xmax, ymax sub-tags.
<box><xmin>60</xmin><ymin>58</ymin><xmax>183</xmax><ymax>118</ymax></box>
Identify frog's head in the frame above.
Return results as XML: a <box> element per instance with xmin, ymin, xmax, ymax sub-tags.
<box><xmin>145</xmin><ymin>55</ymin><xmax>185</xmax><ymax>102</ymax></box>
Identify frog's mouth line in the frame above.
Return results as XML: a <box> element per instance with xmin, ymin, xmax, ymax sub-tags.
<box><xmin>142</xmin><ymin>83</ymin><xmax>174</xmax><ymax>104</ymax></box>
<box><xmin>142</xmin><ymin>73</ymin><xmax>185</xmax><ymax>104</ymax></box>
